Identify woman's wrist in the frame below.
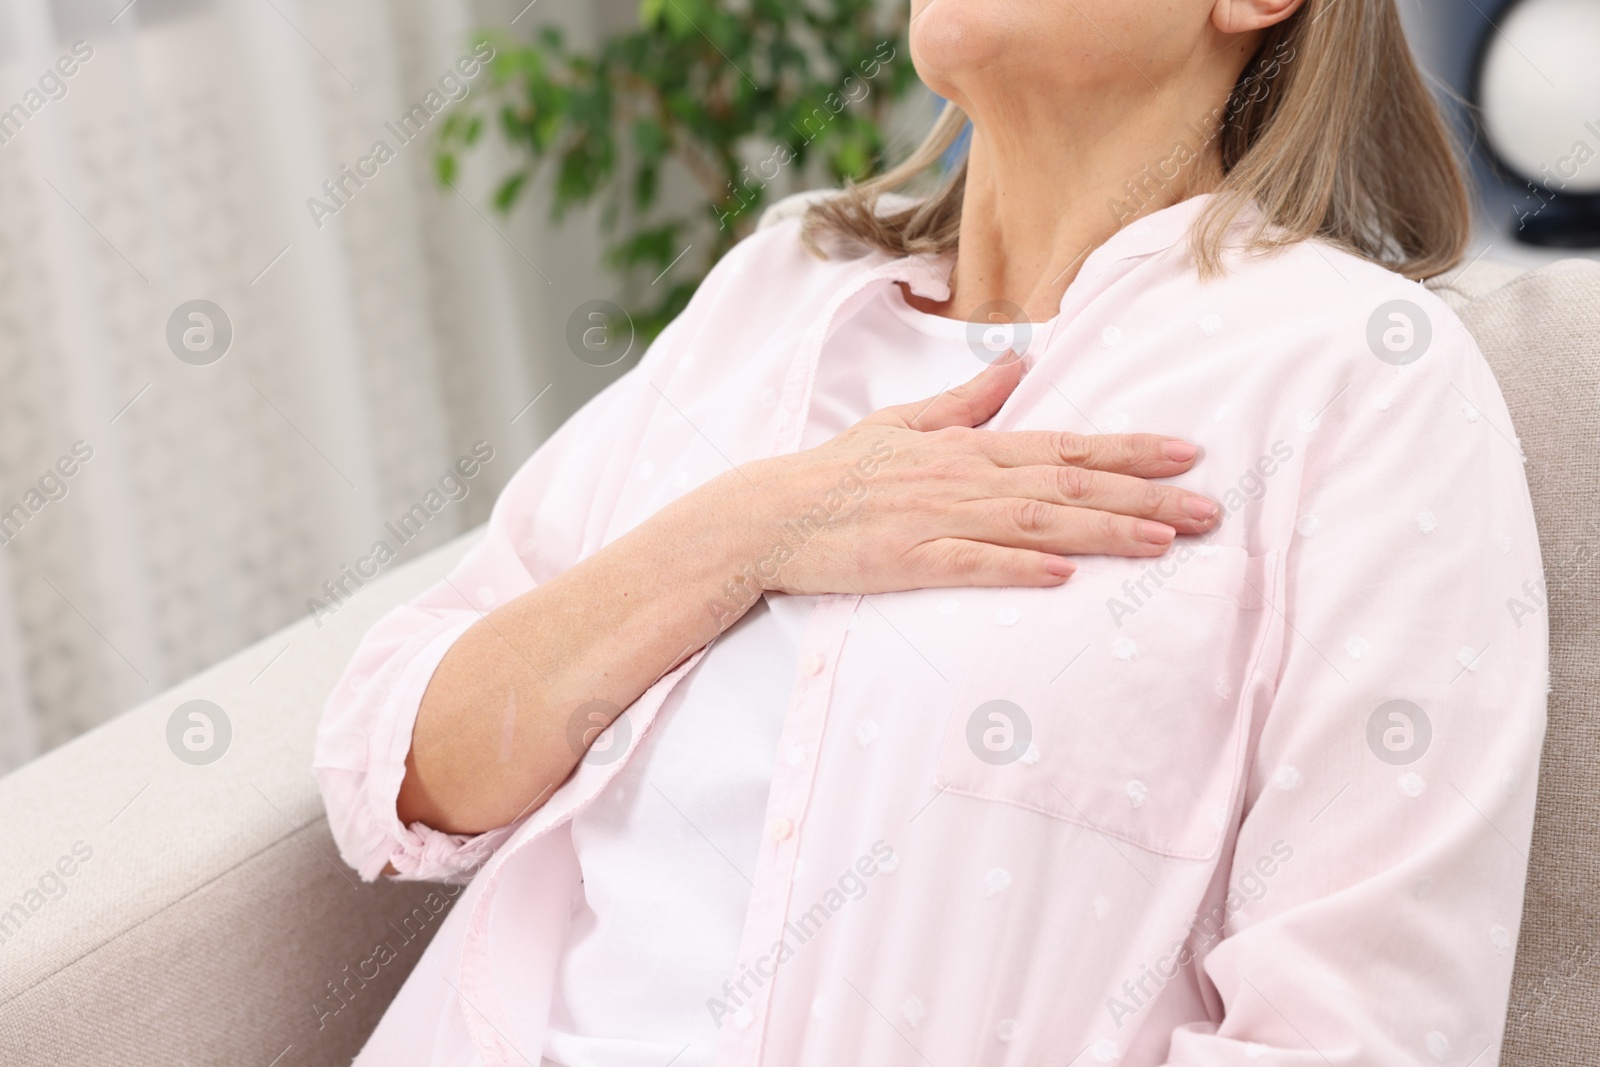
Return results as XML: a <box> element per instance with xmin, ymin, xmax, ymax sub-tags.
<box><xmin>664</xmin><ymin>462</ymin><xmax>788</xmax><ymax>623</ymax></box>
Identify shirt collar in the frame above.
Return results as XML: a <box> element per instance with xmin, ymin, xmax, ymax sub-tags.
<box><xmin>885</xmin><ymin>192</ymin><xmax>1240</xmax><ymax>315</ymax></box>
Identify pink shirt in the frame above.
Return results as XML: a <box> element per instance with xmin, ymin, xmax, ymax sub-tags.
<box><xmin>543</xmin><ymin>284</ymin><xmax>1059</xmax><ymax>1066</ymax></box>
<box><xmin>315</xmin><ymin>193</ymin><xmax>1548</xmax><ymax>1067</ymax></box>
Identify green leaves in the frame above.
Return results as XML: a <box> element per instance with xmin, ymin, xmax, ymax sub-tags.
<box><xmin>631</xmin><ymin>117</ymin><xmax>668</xmax><ymax>159</ymax></box>
<box><xmin>492</xmin><ymin>172</ymin><xmax>528</xmax><ymax>213</ymax></box>
<box><xmin>436</xmin><ymin>0</ymin><xmax>912</xmax><ymax>342</ymax></box>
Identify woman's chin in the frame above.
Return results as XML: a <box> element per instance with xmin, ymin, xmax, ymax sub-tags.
<box><xmin>909</xmin><ymin>7</ymin><xmax>1017</xmax><ymax>95</ymax></box>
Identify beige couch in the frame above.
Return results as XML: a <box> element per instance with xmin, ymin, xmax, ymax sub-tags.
<box><xmin>1</xmin><ymin>255</ymin><xmax>1596</xmax><ymax>1066</ymax></box>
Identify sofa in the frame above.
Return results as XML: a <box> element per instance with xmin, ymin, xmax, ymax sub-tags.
<box><xmin>2</xmin><ymin>250</ymin><xmax>1596</xmax><ymax>1066</ymax></box>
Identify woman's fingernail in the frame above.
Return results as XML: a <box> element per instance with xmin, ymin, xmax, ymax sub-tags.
<box><xmin>1184</xmin><ymin>496</ymin><xmax>1219</xmax><ymax>521</ymax></box>
<box><xmin>1138</xmin><ymin>521</ymin><xmax>1176</xmax><ymax>545</ymax></box>
<box><xmin>1161</xmin><ymin>440</ymin><xmax>1198</xmax><ymax>462</ymax></box>
<box><xmin>1044</xmin><ymin>557</ymin><xmax>1076</xmax><ymax>578</ymax></box>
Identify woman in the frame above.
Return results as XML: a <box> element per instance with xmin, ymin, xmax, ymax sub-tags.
<box><xmin>317</xmin><ymin>0</ymin><xmax>1548</xmax><ymax>1064</ymax></box>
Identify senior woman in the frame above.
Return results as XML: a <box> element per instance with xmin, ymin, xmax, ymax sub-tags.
<box><xmin>317</xmin><ymin>0</ymin><xmax>1547</xmax><ymax>1064</ymax></box>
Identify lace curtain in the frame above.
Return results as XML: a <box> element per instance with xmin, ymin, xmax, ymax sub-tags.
<box><xmin>0</xmin><ymin>0</ymin><xmax>621</xmax><ymax>771</ymax></box>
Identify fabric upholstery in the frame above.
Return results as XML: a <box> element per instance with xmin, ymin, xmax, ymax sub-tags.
<box><xmin>1429</xmin><ymin>257</ymin><xmax>1600</xmax><ymax>1066</ymax></box>
<box><xmin>0</xmin><ymin>534</ymin><xmax>479</xmax><ymax>1066</ymax></box>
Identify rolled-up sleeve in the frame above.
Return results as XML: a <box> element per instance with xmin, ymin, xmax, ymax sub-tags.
<box><xmin>312</xmin><ymin>352</ymin><xmax>657</xmax><ymax>883</ymax></box>
<box><xmin>1166</xmin><ymin>308</ymin><xmax>1550</xmax><ymax>1063</ymax></box>
<box><xmin>309</xmin><ymin>215</ymin><xmax>778</xmax><ymax>883</ymax></box>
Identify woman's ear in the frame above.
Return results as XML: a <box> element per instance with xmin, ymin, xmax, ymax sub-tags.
<box><xmin>1211</xmin><ymin>0</ymin><xmax>1309</xmax><ymax>34</ymax></box>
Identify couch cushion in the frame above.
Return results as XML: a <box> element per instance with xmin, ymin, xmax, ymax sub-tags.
<box><xmin>0</xmin><ymin>533</ymin><xmax>480</xmax><ymax>1067</ymax></box>
<box><xmin>1427</xmin><ymin>257</ymin><xmax>1600</xmax><ymax>1066</ymax></box>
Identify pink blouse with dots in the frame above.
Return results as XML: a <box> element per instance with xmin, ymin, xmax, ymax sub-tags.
<box><xmin>315</xmin><ymin>194</ymin><xmax>1548</xmax><ymax>1067</ymax></box>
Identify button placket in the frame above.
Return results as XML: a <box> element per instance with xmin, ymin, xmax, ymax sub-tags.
<box><xmin>718</xmin><ymin>594</ymin><xmax>859</xmax><ymax>1066</ymax></box>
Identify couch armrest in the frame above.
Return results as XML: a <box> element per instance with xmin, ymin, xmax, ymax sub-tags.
<box><xmin>0</xmin><ymin>530</ymin><xmax>480</xmax><ymax>1067</ymax></box>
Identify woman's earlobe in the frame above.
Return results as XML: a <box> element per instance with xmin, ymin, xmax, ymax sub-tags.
<box><xmin>1212</xmin><ymin>0</ymin><xmax>1310</xmax><ymax>35</ymax></box>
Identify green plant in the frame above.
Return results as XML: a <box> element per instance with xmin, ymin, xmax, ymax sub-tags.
<box><xmin>436</xmin><ymin>0</ymin><xmax>916</xmax><ymax>341</ymax></box>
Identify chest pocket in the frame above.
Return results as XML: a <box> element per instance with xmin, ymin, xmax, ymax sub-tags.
<box><xmin>934</xmin><ymin>546</ymin><xmax>1278</xmax><ymax>861</ymax></box>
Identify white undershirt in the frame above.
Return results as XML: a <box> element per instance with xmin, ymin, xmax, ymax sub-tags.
<box><xmin>543</xmin><ymin>283</ymin><xmax>1057</xmax><ymax>1067</ymax></box>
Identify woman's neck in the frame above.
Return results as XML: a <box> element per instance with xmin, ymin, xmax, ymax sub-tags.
<box><xmin>916</xmin><ymin>74</ymin><xmax>1243</xmax><ymax>325</ymax></box>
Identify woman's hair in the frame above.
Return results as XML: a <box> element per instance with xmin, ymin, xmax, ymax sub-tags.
<box><xmin>802</xmin><ymin>0</ymin><xmax>1471</xmax><ymax>281</ymax></box>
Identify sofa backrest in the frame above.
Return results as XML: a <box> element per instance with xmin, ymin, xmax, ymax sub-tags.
<box><xmin>1427</xmin><ymin>257</ymin><xmax>1600</xmax><ymax>1064</ymax></box>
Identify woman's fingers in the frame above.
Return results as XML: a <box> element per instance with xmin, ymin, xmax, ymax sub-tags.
<box><xmin>975</xmin><ymin>429</ymin><xmax>1200</xmax><ymax>479</ymax></box>
<box><xmin>856</xmin><ymin>362</ymin><xmax>1201</xmax><ymax>484</ymax></box>
<box><xmin>775</xmin><ymin>363</ymin><xmax>1226</xmax><ymax>592</ymax></box>
<box><xmin>861</xmin><ymin>355</ymin><xmax>1023</xmax><ymax>432</ymax></box>
<box><xmin>947</xmin><ymin>497</ymin><xmax>1180</xmax><ymax>557</ymax></box>
<box><xmin>996</xmin><ymin>465</ymin><xmax>1220</xmax><ymax>534</ymax></box>
<box><xmin>901</xmin><ymin>538</ymin><xmax>1078</xmax><ymax>588</ymax></box>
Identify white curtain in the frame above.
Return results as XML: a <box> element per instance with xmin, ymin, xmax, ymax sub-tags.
<box><xmin>0</xmin><ymin>0</ymin><xmax>618</xmax><ymax>771</ymax></box>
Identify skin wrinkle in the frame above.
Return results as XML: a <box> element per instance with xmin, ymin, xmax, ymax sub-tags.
<box><xmin>496</xmin><ymin>685</ymin><xmax>517</xmax><ymax>765</ymax></box>
<box><xmin>895</xmin><ymin>0</ymin><xmax>1303</xmax><ymax>323</ymax></box>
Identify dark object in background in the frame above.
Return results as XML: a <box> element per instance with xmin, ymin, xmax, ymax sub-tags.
<box><xmin>1467</xmin><ymin>0</ymin><xmax>1600</xmax><ymax>248</ymax></box>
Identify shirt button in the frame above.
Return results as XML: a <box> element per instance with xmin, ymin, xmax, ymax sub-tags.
<box><xmin>800</xmin><ymin>653</ymin><xmax>825</xmax><ymax>676</ymax></box>
<box><xmin>770</xmin><ymin>817</ymin><xmax>794</xmax><ymax>841</ymax></box>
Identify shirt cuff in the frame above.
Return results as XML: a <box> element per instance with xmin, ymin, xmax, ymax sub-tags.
<box><xmin>355</xmin><ymin>615</ymin><xmax>500</xmax><ymax>882</ymax></box>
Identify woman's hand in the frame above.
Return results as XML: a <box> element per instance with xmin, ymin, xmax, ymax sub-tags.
<box><xmin>400</xmin><ymin>357</ymin><xmax>1221</xmax><ymax>834</ymax></box>
<box><xmin>718</xmin><ymin>356</ymin><xmax>1220</xmax><ymax>596</ymax></box>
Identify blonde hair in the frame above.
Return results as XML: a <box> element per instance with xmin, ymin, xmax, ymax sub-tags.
<box><xmin>802</xmin><ymin>0</ymin><xmax>1471</xmax><ymax>281</ymax></box>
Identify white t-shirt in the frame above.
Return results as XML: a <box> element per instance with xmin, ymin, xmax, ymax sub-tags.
<box><xmin>543</xmin><ymin>283</ymin><xmax>1058</xmax><ymax>1067</ymax></box>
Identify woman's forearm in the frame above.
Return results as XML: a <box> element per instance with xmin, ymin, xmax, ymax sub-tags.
<box><xmin>395</xmin><ymin>362</ymin><xmax>1217</xmax><ymax>837</ymax></box>
<box><xmin>398</xmin><ymin>480</ymin><xmax>762</xmax><ymax>835</ymax></box>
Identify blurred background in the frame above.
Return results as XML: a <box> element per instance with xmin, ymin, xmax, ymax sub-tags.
<box><xmin>0</xmin><ymin>0</ymin><xmax>1594</xmax><ymax>773</ymax></box>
